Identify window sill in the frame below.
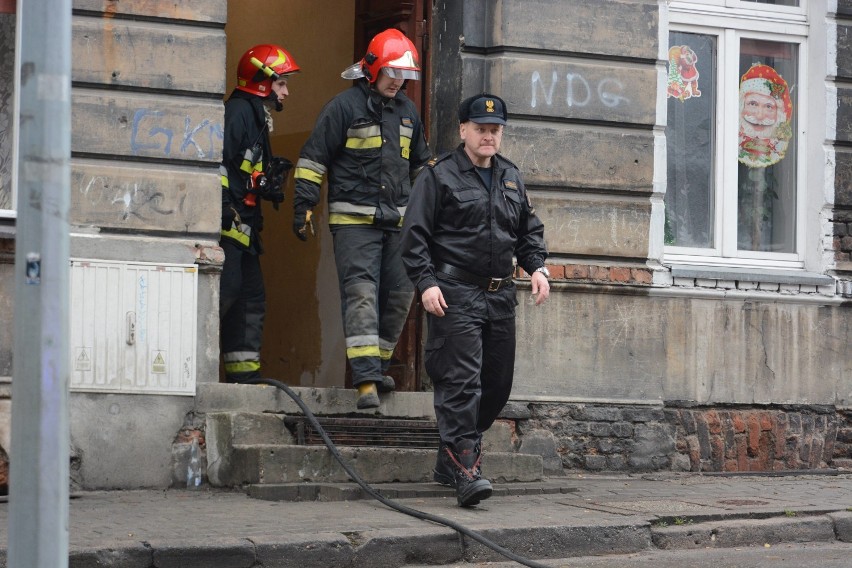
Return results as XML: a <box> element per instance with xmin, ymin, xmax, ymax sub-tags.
<box><xmin>667</xmin><ymin>265</ymin><xmax>840</xmax><ymax>298</ymax></box>
<box><xmin>669</xmin><ymin>265</ymin><xmax>834</xmax><ymax>287</ymax></box>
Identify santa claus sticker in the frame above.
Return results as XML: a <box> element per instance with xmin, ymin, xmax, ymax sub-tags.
<box><xmin>667</xmin><ymin>45</ymin><xmax>702</xmax><ymax>101</ymax></box>
<box><xmin>738</xmin><ymin>63</ymin><xmax>794</xmax><ymax>168</ymax></box>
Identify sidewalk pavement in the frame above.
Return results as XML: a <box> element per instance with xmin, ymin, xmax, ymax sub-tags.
<box><xmin>1</xmin><ymin>472</ymin><xmax>852</xmax><ymax>567</ymax></box>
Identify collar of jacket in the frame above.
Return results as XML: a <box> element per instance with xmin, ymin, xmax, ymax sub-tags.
<box><xmin>358</xmin><ymin>79</ymin><xmax>405</xmax><ymax>116</ymax></box>
<box><xmin>453</xmin><ymin>143</ymin><xmax>508</xmax><ymax>173</ymax></box>
<box><xmin>228</xmin><ymin>88</ymin><xmax>269</xmax><ymax>128</ymax></box>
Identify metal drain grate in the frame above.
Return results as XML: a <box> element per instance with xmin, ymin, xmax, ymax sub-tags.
<box><xmin>283</xmin><ymin>417</ymin><xmax>441</xmax><ymax>449</ymax></box>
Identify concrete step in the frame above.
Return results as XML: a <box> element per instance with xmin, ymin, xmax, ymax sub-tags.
<box><xmin>204</xmin><ymin>407</ymin><xmax>546</xmax><ymax>488</ymax></box>
<box><xmin>195</xmin><ymin>383</ymin><xmax>436</xmax><ymax>419</ymax></box>
<box><xmin>210</xmin><ymin>444</ymin><xmax>544</xmax><ymax>486</ymax></box>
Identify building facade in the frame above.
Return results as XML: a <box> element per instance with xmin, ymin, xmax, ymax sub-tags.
<box><xmin>0</xmin><ymin>0</ymin><xmax>850</xmax><ymax>489</ymax></box>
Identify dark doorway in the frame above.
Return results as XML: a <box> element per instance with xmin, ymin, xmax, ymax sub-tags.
<box><xmin>345</xmin><ymin>0</ymin><xmax>431</xmax><ymax>392</ymax></box>
<box><xmin>225</xmin><ymin>1</ymin><xmax>431</xmax><ymax>391</ymax></box>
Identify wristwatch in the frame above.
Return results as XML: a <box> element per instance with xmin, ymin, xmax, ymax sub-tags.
<box><xmin>534</xmin><ymin>266</ymin><xmax>550</xmax><ymax>279</ymax></box>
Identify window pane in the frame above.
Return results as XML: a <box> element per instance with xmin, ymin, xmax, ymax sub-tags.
<box><xmin>737</xmin><ymin>39</ymin><xmax>797</xmax><ymax>253</ymax></box>
<box><xmin>665</xmin><ymin>33</ymin><xmax>716</xmax><ymax>248</ymax></box>
<box><xmin>0</xmin><ymin>12</ymin><xmax>14</xmax><ymax>211</ymax></box>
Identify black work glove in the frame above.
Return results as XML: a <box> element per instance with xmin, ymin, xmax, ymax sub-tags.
<box><xmin>262</xmin><ymin>157</ymin><xmax>293</xmax><ymax>210</ymax></box>
<box><xmin>264</xmin><ymin>189</ymin><xmax>286</xmax><ymax>210</ymax></box>
<box><xmin>222</xmin><ymin>206</ymin><xmax>237</xmax><ymax>231</ymax></box>
<box><xmin>266</xmin><ymin>157</ymin><xmax>293</xmax><ymax>189</ymax></box>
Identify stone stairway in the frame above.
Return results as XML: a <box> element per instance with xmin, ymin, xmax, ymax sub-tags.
<box><xmin>195</xmin><ymin>383</ymin><xmax>545</xmax><ymax>499</ymax></box>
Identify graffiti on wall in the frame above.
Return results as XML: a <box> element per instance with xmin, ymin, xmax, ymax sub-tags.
<box><xmin>75</xmin><ymin>172</ymin><xmax>208</xmax><ymax>227</ymax></box>
<box><xmin>79</xmin><ymin>175</ymin><xmax>172</xmax><ymax>220</ymax></box>
<box><xmin>530</xmin><ymin>69</ymin><xmax>630</xmax><ymax>109</ymax></box>
<box><xmin>130</xmin><ymin>108</ymin><xmax>223</xmax><ymax>160</ymax></box>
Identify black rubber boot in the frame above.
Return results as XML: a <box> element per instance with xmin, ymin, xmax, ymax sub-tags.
<box><xmin>446</xmin><ymin>442</ymin><xmax>492</xmax><ymax>507</ymax></box>
<box><xmin>433</xmin><ymin>442</ymin><xmax>455</xmax><ymax>487</ymax></box>
<box><xmin>377</xmin><ymin>375</ymin><xmax>396</xmax><ymax>393</ymax></box>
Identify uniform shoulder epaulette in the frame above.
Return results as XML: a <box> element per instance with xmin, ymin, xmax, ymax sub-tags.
<box><xmin>427</xmin><ymin>151</ymin><xmax>453</xmax><ymax>168</ymax></box>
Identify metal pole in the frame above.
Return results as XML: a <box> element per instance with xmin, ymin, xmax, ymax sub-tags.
<box><xmin>9</xmin><ymin>0</ymin><xmax>72</xmax><ymax>565</ymax></box>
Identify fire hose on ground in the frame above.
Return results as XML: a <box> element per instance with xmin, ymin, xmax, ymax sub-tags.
<box><xmin>246</xmin><ymin>377</ymin><xmax>551</xmax><ymax>568</ymax></box>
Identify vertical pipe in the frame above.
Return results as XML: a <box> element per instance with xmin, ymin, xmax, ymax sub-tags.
<box><xmin>9</xmin><ymin>0</ymin><xmax>71</xmax><ymax>565</ymax></box>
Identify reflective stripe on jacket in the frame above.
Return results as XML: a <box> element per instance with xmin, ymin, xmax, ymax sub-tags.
<box><xmin>294</xmin><ymin>80</ymin><xmax>431</xmax><ymax>230</ymax></box>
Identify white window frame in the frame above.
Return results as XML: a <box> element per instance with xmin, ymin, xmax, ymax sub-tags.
<box><xmin>665</xmin><ymin>1</ymin><xmax>811</xmax><ymax>270</ymax></box>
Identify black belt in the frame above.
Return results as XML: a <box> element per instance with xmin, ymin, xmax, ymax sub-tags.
<box><xmin>435</xmin><ymin>263</ymin><xmax>513</xmax><ymax>292</ymax></box>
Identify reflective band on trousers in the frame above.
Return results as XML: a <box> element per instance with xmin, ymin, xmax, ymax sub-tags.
<box><xmin>224</xmin><ymin>360</ymin><xmax>260</xmax><ymax>373</ymax></box>
<box><xmin>346</xmin><ymin>345</ymin><xmax>381</xmax><ymax>359</ymax></box>
<box><xmin>379</xmin><ymin>337</ymin><xmax>397</xmax><ymax>361</ymax></box>
<box><xmin>223</xmin><ymin>351</ymin><xmax>259</xmax><ymax>362</ymax></box>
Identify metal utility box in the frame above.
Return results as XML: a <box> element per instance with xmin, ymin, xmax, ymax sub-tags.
<box><xmin>69</xmin><ymin>259</ymin><xmax>198</xmax><ymax>395</ymax></box>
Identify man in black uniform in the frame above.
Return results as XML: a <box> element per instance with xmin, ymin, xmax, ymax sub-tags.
<box><xmin>400</xmin><ymin>94</ymin><xmax>550</xmax><ymax>507</ymax></box>
<box><xmin>220</xmin><ymin>44</ymin><xmax>299</xmax><ymax>383</ymax></box>
<box><xmin>293</xmin><ymin>29</ymin><xmax>431</xmax><ymax>409</ymax></box>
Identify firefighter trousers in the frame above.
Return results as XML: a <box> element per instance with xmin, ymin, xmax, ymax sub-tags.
<box><xmin>220</xmin><ymin>238</ymin><xmax>266</xmax><ymax>383</ymax></box>
<box><xmin>423</xmin><ymin>278</ymin><xmax>517</xmax><ymax>451</ymax></box>
<box><xmin>331</xmin><ymin>226</ymin><xmax>414</xmax><ymax>387</ymax></box>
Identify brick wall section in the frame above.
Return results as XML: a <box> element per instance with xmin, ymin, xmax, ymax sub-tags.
<box><xmin>507</xmin><ymin>403</ymin><xmax>850</xmax><ymax>473</ymax></box>
<box><xmin>668</xmin><ymin>406</ymin><xmax>838</xmax><ymax>472</ymax></box>
<box><xmin>517</xmin><ymin>264</ymin><xmax>654</xmax><ymax>286</ymax></box>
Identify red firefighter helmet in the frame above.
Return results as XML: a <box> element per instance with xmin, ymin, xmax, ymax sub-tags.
<box><xmin>236</xmin><ymin>44</ymin><xmax>300</xmax><ymax>96</ymax></box>
<box><xmin>341</xmin><ymin>28</ymin><xmax>421</xmax><ymax>83</ymax></box>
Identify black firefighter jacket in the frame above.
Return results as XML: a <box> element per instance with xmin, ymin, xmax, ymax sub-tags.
<box><xmin>400</xmin><ymin>145</ymin><xmax>548</xmax><ymax>294</ymax></box>
<box><xmin>220</xmin><ymin>90</ymin><xmax>273</xmax><ymax>253</ymax></box>
<box><xmin>293</xmin><ymin>79</ymin><xmax>431</xmax><ymax>230</ymax></box>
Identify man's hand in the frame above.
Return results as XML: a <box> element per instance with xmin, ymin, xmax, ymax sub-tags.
<box><xmin>421</xmin><ymin>286</ymin><xmax>448</xmax><ymax>317</ymax></box>
<box><xmin>222</xmin><ymin>206</ymin><xmax>237</xmax><ymax>230</ymax></box>
<box><xmin>293</xmin><ymin>209</ymin><xmax>314</xmax><ymax>241</ymax></box>
<box><xmin>530</xmin><ymin>271</ymin><xmax>550</xmax><ymax>305</ymax></box>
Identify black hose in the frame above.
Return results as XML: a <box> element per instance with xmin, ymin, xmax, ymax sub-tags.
<box><xmin>247</xmin><ymin>378</ymin><xmax>551</xmax><ymax>568</ymax></box>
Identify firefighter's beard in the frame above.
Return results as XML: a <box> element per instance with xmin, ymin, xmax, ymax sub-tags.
<box><xmin>264</xmin><ymin>93</ymin><xmax>283</xmax><ymax>112</ymax></box>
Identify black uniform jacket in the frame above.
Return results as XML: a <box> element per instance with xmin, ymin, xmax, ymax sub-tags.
<box><xmin>400</xmin><ymin>145</ymin><xmax>547</xmax><ymax>294</ymax></box>
<box><xmin>221</xmin><ymin>90</ymin><xmax>272</xmax><ymax>252</ymax></box>
<box><xmin>293</xmin><ymin>79</ymin><xmax>431</xmax><ymax>230</ymax></box>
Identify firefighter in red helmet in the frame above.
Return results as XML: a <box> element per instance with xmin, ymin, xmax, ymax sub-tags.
<box><xmin>220</xmin><ymin>44</ymin><xmax>299</xmax><ymax>383</ymax></box>
<box><xmin>293</xmin><ymin>28</ymin><xmax>432</xmax><ymax>408</ymax></box>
